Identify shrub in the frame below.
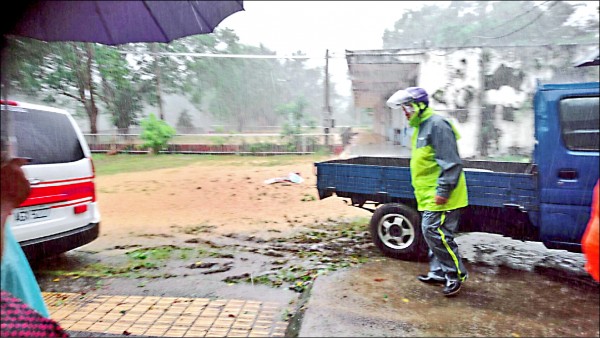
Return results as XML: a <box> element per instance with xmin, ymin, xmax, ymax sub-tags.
<box><xmin>140</xmin><ymin>114</ymin><xmax>176</xmax><ymax>154</ymax></box>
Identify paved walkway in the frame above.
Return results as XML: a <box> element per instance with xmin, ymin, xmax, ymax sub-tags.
<box><xmin>43</xmin><ymin>292</ymin><xmax>288</xmax><ymax>337</ymax></box>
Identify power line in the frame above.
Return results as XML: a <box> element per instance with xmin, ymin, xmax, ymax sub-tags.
<box><xmin>482</xmin><ymin>1</ymin><xmax>551</xmax><ymax>34</ymax></box>
<box><xmin>115</xmin><ymin>51</ymin><xmax>347</xmax><ymax>59</ymax></box>
<box><xmin>427</xmin><ymin>1</ymin><xmax>560</xmax><ymax>55</ymax></box>
<box><xmin>473</xmin><ymin>1</ymin><xmax>558</xmax><ymax>40</ymax></box>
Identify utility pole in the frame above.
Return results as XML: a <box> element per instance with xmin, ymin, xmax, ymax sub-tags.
<box><xmin>323</xmin><ymin>49</ymin><xmax>332</xmax><ymax>147</ymax></box>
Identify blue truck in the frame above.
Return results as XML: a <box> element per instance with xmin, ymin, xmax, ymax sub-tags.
<box><xmin>315</xmin><ymin>81</ymin><xmax>599</xmax><ymax>260</ymax></box>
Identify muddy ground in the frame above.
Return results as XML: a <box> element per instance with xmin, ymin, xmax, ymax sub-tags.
<box><xmin>33</xmin><ymin>156</ymin><xmax>374</xmax><ymax>317</ymax></box>
<box><xmin>32</xmin><ymin>154</ymin><xmax>599</xmax><ymax>337</ymax></box>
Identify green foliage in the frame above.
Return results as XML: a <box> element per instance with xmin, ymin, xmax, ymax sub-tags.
<box><xmin>248</xmin><ymin>142</ymin><xmax>276</xmax><ymax>153</ymax></box>
<box><xmin>95</xmin><ymin>45</ymin><xmax>144</xmax><ymax>132</ymax></box>
<box><xmin>140</xmin><ymin>113</ymin><xmax>176</xmax><ymax>154</ymax></box>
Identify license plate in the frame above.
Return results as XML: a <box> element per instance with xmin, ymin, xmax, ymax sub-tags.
<box><xmin>13</xmin><ymin>207</ymin><xmax>51</xmax><ymax>225</ymax></box>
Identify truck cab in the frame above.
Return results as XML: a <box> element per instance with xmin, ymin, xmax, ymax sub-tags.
<box><xmin>534</xmin><ymin>81</ymin><xmax>599</xmax><ymax>252</ymax></box>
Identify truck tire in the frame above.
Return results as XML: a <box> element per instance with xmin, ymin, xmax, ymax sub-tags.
<box><xmin>369</xmin><ymin>203</ymin><xmax>427</xmax><ymax>261</ymax></box>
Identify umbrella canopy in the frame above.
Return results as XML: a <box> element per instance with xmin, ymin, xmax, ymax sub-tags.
<box><xmin>6</xmin><ymin>1</ymin><xmax>243</xmax><ymax>46</ymax></box>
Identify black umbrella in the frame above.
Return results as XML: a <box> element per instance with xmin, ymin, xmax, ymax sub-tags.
<box><xmin>4</xmin><ymin>0</ymin><xmax>243</xmax><ymax>46</ymax></box>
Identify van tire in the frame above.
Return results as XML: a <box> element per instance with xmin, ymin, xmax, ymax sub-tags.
<box><xmin>369</xmin><ymin>203</ymin><xmax>427</xmax><ymax>261</ymax></box>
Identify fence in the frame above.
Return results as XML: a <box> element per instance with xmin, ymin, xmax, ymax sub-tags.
<box><xmin>84</xmin><ymin>133</ymin><xmax>345</xmax><ymax>155</ymax></box>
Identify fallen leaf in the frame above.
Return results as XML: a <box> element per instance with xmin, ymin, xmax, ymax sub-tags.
<box><xmin>53</xmin><ymin>278</ymin><xmax>60</xmax><ymax>282</ymax></box>
<box><xmin>374</xmin><ymin>278</ymin><xmax>386</xmax><ymax>282</ymax></box>
<box><xmin>402</xmin><ymin>298</ymin><xmax>409</xmax><ymax>303</ymax></box>
<box><xmin>511</xmin><ymin>334</ymin><xmax>520</xmax><ymax>337</ymax></box>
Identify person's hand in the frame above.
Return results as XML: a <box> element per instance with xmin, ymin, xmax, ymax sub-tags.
<box><xmin>435</xmin><ymin>195</ymin><xmax>448</xmax><ymax>205</ymax></box>
<box><xmin>1</xmin><ymin>158</ymin><xmax>31</xmax><ymax>227</ymax></box>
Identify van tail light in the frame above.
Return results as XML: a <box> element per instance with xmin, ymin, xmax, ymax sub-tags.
<box><xmin>74</xmin><ymin>205</ymin><xmax>88</xmax><ymax>214</ymax></box>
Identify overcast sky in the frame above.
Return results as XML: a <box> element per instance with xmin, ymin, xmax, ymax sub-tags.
<box><xmin>220</xmin><ymin>1</ymin><xmax>596</xmax><ymax>57</ymax></box>
<box><xmin>220</xmin><ymin>1</ymin><xmax>438</xmax><ymax>57</ymax></box>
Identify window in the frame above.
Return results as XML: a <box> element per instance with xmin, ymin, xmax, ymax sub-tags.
<box><xmin>559</xmin><ymin>96</ymin><xmax>600</xmax><ymax>151</ymax></box>
<box><xmin>3</xmin><ymin>108</ymin><xmax>85</xmax><ymax>164</ymax></box>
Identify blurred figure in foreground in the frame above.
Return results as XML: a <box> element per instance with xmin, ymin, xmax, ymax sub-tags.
<box><xmin>1</xmin><ymin>121</ymin><xmax>68</xmax><ymax>337</ymax></box>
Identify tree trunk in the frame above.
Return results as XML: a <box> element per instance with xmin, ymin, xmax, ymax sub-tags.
<box><xmin>151</xmin><ymin>43</ymin><xmax>164</xmax><ymax>120</ymax></box>
<box><xmin>85</xmin><ymin>43</ymin><xmax>99</xmax><ymax>134</ymax></box>
<box><xmin>69</xmin><ymin>43</ymin><xmax>99</xmax><ymax>135</ymax></box>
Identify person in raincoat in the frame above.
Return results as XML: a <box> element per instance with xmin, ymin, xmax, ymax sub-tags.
<box><xmin>386</xmin><ymin>87</ymin><xmax>469</xmax><ymax>297</ymax></box>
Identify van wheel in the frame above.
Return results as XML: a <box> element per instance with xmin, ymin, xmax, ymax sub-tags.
<box><xmin>369</xmin><ymin>203</ymin><xmax>427</xmax><ymax>261</ymax></box>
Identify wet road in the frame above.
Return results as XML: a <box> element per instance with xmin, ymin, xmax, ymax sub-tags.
<box><xmin>34</xmin><ymin>227</ymin><xmax>599</xmax><ymax>337</ymax></box>
<box><xmin>298</xmin><ymin>258</ymin><xmax>599</xmax><ymax>337</ymax></box>
<box><xmin>297</xmin><ymin>232</ymin><xmax>599</xmax><ymax>337</ymax></box>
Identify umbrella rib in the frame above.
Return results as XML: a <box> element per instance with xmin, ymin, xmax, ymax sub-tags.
<box><xmin>143</xmin><ymin>0</ymin><xmax>169</xmax><ymax>42</ymax></box>
<box><xmin>95</xmin><ymin>1</ymin><xmax>115</xmax><ymax>44</ymax></box>
<box><xmin>189</xmin><ymin>1</ymin><xmax>208</xmax><ymax>32</ymax></box>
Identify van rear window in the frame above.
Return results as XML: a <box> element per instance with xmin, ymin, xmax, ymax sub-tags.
<box><xmin>6</xmin><ymin>108</ymin><xmax>84</xmax><ymax>165</ymax></box>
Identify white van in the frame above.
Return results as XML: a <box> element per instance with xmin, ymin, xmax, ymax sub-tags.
<box><xmin>1</xmin><ymin>100</ymin><xmax>100</xmax><ymax>261</ymax></box>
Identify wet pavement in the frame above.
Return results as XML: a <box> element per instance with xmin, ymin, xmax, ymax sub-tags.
<box><xmin>297</xmin><ymin>256</ymin><xmax>599</xmax><ymax>337</ymax></box>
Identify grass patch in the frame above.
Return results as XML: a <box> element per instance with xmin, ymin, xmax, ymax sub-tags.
<box><xmin>38</xmin><ymin>246</ymin><xmax>196</xmax><ymax>280</ymax></box>
<box><xmin>126</xmin><ymin>245</ymin><xmax>191</xmax><ymax>261</ymax></box>
<box><xmin>92</xmin><ymin>154</ymin><xmax>331</xmax><ymax>176</ymax></box>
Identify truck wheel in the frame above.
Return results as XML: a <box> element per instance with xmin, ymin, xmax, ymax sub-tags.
<box><xmin>369</xmin><ymin>203</ymin><xmax>427</xmax><ymax>261</ymax></box>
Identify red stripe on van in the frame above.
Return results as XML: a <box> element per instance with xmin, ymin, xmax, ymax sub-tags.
<box><xmin>20</xmin><ymin>181</ymin><xmax>96</xmax><ymax>207</ymax></box>
<box><xmin>33</xmin><ymin>176</ymin><xmax>95</xmax><ymax>185</ymax></box>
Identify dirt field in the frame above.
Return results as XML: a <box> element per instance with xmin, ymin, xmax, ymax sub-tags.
<box><xmin>89</xmin><ymin>155</ymin><xmax>371</xmax><ymax>251</ymax></box>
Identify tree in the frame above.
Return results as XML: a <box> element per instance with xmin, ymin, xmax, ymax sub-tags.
<box><xmin>95</xmin><ymin>46</ymin><xmax>144</xmax><ymax>134</ymax></box>
<box><xmin>2</xmin><ymin>39</ymin><xmax>101</xmax><ymax>132</ymax></box>
<box><xmin>276</xmin><ymin>97</ymin><xmax>312</xmax><ymax>151</ymax></box>
<box><xmin>176</xmin><ymin>109</ymin><xmax>195</xmax><ymax>133</ymax></box>
<box><xmin>3</xmin><ymin>28</ymin><xmax>339</xmax><ymax>135</ymax></box>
